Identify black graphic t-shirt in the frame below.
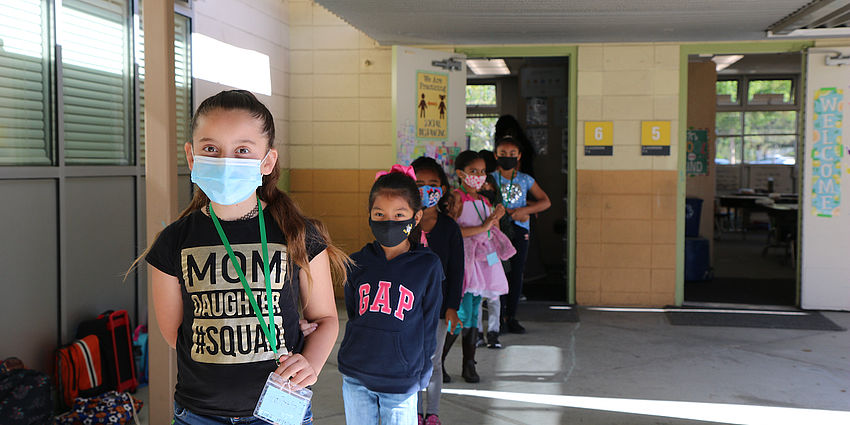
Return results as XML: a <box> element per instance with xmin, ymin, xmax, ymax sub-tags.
<box><xmin>146</xmin><ymin>209</ymin><xmax>326</xmax><ymax>416</ymax></box>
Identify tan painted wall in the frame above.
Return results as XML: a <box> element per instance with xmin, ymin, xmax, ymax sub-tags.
<box><xmin>574</xmin><ymin>44</ymin><xmax>680</xmax><ymax>306</ymax></box>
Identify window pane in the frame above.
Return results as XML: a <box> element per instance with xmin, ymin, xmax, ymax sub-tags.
<box><xmin>744</xmin><ymin>135</ymin><xmax>796</xmax><ymax>165</ymax></box>
<box><xmin>715</xmin><ymin>112</ymin><xmax>742</xmax><ymax>136</ymax></box>
<box><xmin>748</xmin><ymin>79</ymin><xmax>794</xmax><ymax>105</ymax></box>
<box><xmin>715</xmin><ymin>136</ymin><xmax>742</xmax><ymax>165</ymax></box>
<box><xmin>61</xmin><ymin>0</ymin><xmax>132</xmax><ymax>165</ymax></box>
<box><xmin>716</xmin><ymin>80</ymin><xmax>738</xmax><ymax>105</ymax></box>
<box><xmin>466</xmin><ymin>116</ymin><xmax>497</xmax><ymax>151</ymax></box>
<box><xmin>137</xmin><ymin>10</ymin><xmax>193</xmax><ymax>167</ymax></box>
<box><xmin>744</xmin><ymin>111</ymin><xmax>796</xmax><ymax>135</ymax></box>
<box><xmin>0</xmin><ymin>0</ymin><xmax>52</xmax><ymax>165</ymax></box>
<box><xmin>466</xmin><ymin>85</ymin><xmax>496</xmax><ymax>107</ymax></box>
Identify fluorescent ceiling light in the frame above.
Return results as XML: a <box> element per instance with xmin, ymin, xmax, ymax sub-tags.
<box><xmin>467</xmin><ymin>59</ymin><xmax>510</xmax><ymax>75</ymax></box>
<box><xmin>192</xmin><ymin>33</ymin><xmax>272</xmax><ymax>96</ymax></box>
<box><xmin>768</xmin><ymin>27</ymin><xmax>850</xmax><ymax>38</ymax></box>
<box><xmin>712</xmin><ymin>55</ymin><xmax>744</xmax><ymax>72</ymax></box>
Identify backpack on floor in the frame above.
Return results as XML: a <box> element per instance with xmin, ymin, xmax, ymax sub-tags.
<box><xmin>0</xmin><ymin>357</ymin><xmax>54</xmax><ymax>425</ymax></box>
<box><xmin>54</xmin><ymin>390</ymin><xmax>142</xmax><ymax>425</ymax></box>
<box><xmin>54</xmin><ymin>335</ymin><xmax>106</xmax><ymax>408</ymax></box>
<box><xmin>132</xmin><ymin>325</ymin><xmax>148</xmax><ymax>385</ymax></box>
<box><xmin>76</xmin><ymin>310</ymin><xmax>138</xmax><ymax>393</ymax></box>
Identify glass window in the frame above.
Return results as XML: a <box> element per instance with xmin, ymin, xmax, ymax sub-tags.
<box><xmin>744</xmin><ymin>111</ymin><xmax>796</xmax><ymax>135</ymax></box>
<box><xmin>748</xmin><ymin>79</ymin><xmax>794</xmax><ymax>105</ymax></box>
<box><xmin>743</xmin><ymin>135</ymin><xmax>796</xmax><ymax>164</ymax></box>
<box><xmin>715</xmin><ymin>112</ymin><xmax>742</xmax><ymax>136</ymax></box>
<box><xmin>0</xmin><ymin>0</ymin><xmax>52</xmax><ymax>165</ymax></box>
<box><xmin>715</xmin><ymin>136</ymin><xmax>741</xmax><ymax>165</ymax></box>
<box><xmin>716</xmin><ymin>80</ymin><xmax>738</xmax><ymax>106</ymax></box>
<box><xmin>61</xmin><ymin>0</ymin><xmax>132</xmax><ymax>165</ymax></box>
<box><xmin>466</xmin><ymin>85</ymin><xmax>496</xmax><ymax>107</ymax></box>
<box><xmin>137</xmin><ymin>10</ymin><xmax>192</xmax><ymax>167</ymax></box>
<box><xmin>466</xmin><ymin>116</ymin><xmax>498</xmax><ymax>151</ymax></box>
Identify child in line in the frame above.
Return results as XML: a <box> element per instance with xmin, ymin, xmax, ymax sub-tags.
<box><xmin>442</xmin><ymin>151</ymin><xmax>515</xmax><ymax>383</ymax></box>
<box><xmin>139</xmin><ymin>90</ymin><xmax>348</xmax><ymax>424</ymax></box>
<box><xmin>491</xmin><ymin>136</ymin><xmax>551</xmax><ymax>334</ymax></box>
<box><xmin>476</xmin><ymin>150</ymin><xmax>505</xmax><ymax>349</ymax></box>
<box><xmin>411</xmin><ymin>156</ymin><xmax>464</xmax><ymax>425</ymax></box>
<box><xmin>338</xmin><ymin>166</ymin><xmax>443</xmax><ymax>425</ymax></box>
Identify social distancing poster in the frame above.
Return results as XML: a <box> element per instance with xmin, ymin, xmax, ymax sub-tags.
<box><xmin>416</xmin><ymin>71</ymin><xmax>448</xmax><ymax>139</ymax></box>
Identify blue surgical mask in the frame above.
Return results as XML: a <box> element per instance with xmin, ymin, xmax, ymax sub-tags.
<box><xmin>419</xmin><ymin>185</ymin><xmax>443</xmax><ymax>209</ymax></box>
<box><xmin>190</xmin><ymin>151</ymin><xmax>270</xmax><ymax>205</ymax></box>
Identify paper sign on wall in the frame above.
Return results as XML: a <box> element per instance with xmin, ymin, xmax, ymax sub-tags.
<box><xmin>416</xmin><ymin>71</ymin><xmax>448</xmax><ymax>139</ymax></box>
<box><xmin>584</xmin><ymin>121</ymin><xmax>613</xmax><ymax>156</ymax></box>
<box><xmin>641</xmin><ymin>121</ymin><xmax>671</xmax><ymax>156</ymax></box>
<box><xmin>811</xmin><ymin>87</ymin><xmax>843</xmax><ymax>217</ymax></box>
<box><xmin>686</xmin><ymin>129</ymin><xmax>709</xmax><ymax>176</ymax></box>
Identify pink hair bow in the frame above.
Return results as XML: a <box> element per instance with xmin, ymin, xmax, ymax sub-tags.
<box><xmin>375</xmin><ymin>164</ymin><xmax>417</xmax><ymax>181</ymax></box>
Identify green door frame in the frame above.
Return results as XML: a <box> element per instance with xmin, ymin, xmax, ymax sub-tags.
<box><xmin>454</xmin><ymin>45</ymin><xmax>578</xmax><ymax>304</ymax></box>
<box><xmin>677</xmin><ymin>40</ymin><xmax>814</xmax><ymax>306</ymax></box>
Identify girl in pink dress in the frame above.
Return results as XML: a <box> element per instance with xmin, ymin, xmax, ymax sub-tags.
<box><xmin>442</xmin><ymin>150</ymin><xmax>515</xmax><ymax>383</ymax></box>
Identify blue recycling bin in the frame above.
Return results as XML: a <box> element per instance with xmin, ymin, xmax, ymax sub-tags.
<box><xmin>685</xmin><ymin>197</ymin><xmax>703</xmax><ymax>238</ymax></box>
<box><xmin>685</xmin><ymin>237</ymin><xmax>711</xmax><ymax>281</ymax></box>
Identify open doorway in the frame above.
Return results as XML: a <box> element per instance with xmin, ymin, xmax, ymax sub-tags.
<box><xmin>465</xmin><ymin>56</ymin><xmax>570</xmax><ymax>302</ymax></box>
<box><xmin>684</xmin><ymin>52</ymin><xmax>801</xmax><ymax>307</ymax></box>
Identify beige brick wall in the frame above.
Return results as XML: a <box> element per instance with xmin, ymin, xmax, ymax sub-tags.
<box><xmin>575</xmin><ymin>44</ymin><xmax>680</xmax><ymax>306</ymax></box>
<box><xmin>287</xmin><ymin>0</ymin><xmax>394</xmax><ymax>170</ymax></box>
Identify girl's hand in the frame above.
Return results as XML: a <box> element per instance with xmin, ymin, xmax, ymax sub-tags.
<box><xmin>492</xmin><ymin>203</ymin><xmax>506</xmax><ymax>219</ymax></box>
<box><xmin>510</xmin><ymin>207</ymin><xmax>530</xmax><ymax>222</ymax></box>
<box><xmin>445</xmin><ymin>308</ymin><xmax>462</xmax><ymax>334</ymax></box>
<box><xmin>299</xmin><ymin>319</ymin><xmax>318</xmax><ymax>337</ymax></box>
<box><xmin>275</xmin><ymin>354</ymin><xmax>318</xmax><ymax>388</ymax></box>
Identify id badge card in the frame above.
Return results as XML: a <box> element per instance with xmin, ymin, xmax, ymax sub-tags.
<box><xmin>254</xmin><ymin>372</ymin><xmax>313</xmax><ymax>425</ymax></box>
<box><xmin>486</xmin><ymin>251</ymin><xmax>499</xmax><ymax>266</ymax></box>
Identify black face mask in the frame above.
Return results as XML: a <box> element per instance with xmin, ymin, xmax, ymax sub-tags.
<box><xmin>369</xmin><ymin>217</ymin><xmax>417</xmax><ymax>247</ymax></box>
<box><xmin>497</xmin><ymin>156</ymin><xmax>518</xmax><ymax>170</ymax></box>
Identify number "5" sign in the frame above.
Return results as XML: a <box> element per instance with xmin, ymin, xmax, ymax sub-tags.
<box><xmin>641</xmin><ymin>121</ymin><xmax>671</xmax><ymax>156</ymax></box>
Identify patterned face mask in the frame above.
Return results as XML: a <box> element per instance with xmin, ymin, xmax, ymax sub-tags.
<box><xmin>419</xmin><ymin>185</ymin><xmax>443</xmax><ymax>209</ymax></box>
<box><xmin>462</xmin><ymin>173</ymin><xmax>486</xmax><ymax>190</ymax></box>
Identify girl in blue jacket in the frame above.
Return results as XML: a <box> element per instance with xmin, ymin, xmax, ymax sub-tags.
<box><xmin>338</xmin><ymin>165</ymin><xmax>444</xmax><ymax>425</ymax></box>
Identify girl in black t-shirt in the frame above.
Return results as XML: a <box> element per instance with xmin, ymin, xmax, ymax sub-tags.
<box><xmin>130</xmin><ymin>90</ymin><xmax>349</xmax><ymax>423</ymax></box>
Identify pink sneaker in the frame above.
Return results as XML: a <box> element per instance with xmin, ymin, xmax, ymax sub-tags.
<box><xmin>418</xmin><ymin>414</ymin><xmax>424</xmax><ymax>425</ymax></box>
<box><xmin>425</xmin><ymin>414</ymin><xmax>442</xmax><ymax>425</ymax></box>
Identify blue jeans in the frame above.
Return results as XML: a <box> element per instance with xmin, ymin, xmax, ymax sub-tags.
<box><xmin>173</xmin><ymin>400</ymin><xmax>312</xmax><ymax>425</ymax></box>
<box><xmin>341</xmin><ymin>375</ymin><xmax>418</xmax><ymax>425</ymax></box>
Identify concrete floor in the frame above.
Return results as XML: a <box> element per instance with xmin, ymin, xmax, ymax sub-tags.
<box><xmin>137</xmin><ymin>303</ymin><xmax>850</xmax><ymax>424</ymax></box>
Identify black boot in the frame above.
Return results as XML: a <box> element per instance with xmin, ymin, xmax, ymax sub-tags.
<box><xmin>442</xmin><ymin>331</ymin><xmax>459</xmax><ymax>383</ymax></box>
<box><xmin>461</xmin><ymin>328</ymin><xmax>480</xmax><ymax>383</ymax></box>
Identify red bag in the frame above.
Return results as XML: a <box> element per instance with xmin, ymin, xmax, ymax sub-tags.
<box><xmin>54</xmin><ymin>335</ymin><xmax>105</xmax><ymax>408</ymax></box>
<box><xmin>76</xmin><ymin>310</ymin><xmax>138</xmax><ymax>393</ymax></box>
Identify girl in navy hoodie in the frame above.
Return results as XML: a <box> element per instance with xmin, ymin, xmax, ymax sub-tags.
<box><xmin>338</xmin><ymin>165</ymin><xmax>444</xmax><ymax>425</ymax></box>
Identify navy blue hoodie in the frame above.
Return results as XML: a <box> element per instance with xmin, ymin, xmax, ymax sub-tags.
<box><xmin>338</xmin><ymin>241</ymin><xmax>444</xmax><ymax>394</ymax></box>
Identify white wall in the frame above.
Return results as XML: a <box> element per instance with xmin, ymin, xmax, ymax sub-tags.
<box><xmin>801</xmin><ymin>48</ymin><xmax>850</xmax><ymax>311</ymax></box>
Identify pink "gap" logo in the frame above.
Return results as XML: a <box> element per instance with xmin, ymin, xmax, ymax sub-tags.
<box><xmin>358</xmin><ymin>281</ymin><xmax>415</xmax><ymax>321</ymax></box>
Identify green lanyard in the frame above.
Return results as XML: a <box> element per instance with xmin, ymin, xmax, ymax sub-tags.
<box><xmin>461</xmin><ymin>186</ymin><xmax>490</xmax><ymax>238</ymax></box>
<box><xmin>495</xmin><ymin>170</ymin><xmax>516</xmax><ymax>208</ymax></box>
<box><xmin>209</xmin><ymin>196</ymin><xmax>278</xmax><ymax>360</ymax></box>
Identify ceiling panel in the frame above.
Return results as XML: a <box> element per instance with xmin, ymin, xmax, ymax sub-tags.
<box><xmin>315</xmin><ymin>0</ymin><xmax>818</xmax><ymax>45</ymax></box>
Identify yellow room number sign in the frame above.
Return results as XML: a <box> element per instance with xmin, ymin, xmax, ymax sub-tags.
<box><xmin>641</xmin><ymin>121</ymin><xmax>671</xmax><ymax>156</ymax></box>
<box><xmin>584</xmin><ymin>121</ymin><xmax>613</xmax><ymax>156</ymax></box>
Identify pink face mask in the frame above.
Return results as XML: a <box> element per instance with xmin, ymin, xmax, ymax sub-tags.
<box><xmin>463</xmin><ymin>173</ymin><xmax>486</xmax><ymax>190</ymax></box>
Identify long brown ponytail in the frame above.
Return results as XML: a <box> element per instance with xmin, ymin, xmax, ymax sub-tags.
<box><xmin>127</xmin><ymin>90</ymin><xmax>350</xmax><ymax>303</ymax></box>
